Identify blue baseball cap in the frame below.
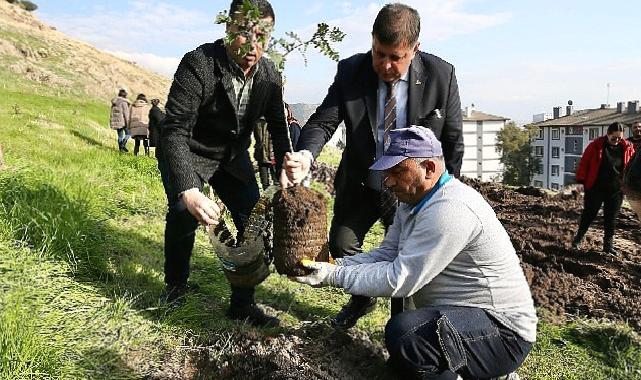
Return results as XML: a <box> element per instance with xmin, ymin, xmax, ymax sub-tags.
<box><xmin>369</xmin><ymin>126</ymin><xmax>443</xmax><ymax>171</ymax></box>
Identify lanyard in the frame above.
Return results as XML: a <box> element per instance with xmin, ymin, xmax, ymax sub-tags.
<box><xmin>410</xmin><ymin>171</ymin><xmax>452</xmax><ymax>215</ymax></box>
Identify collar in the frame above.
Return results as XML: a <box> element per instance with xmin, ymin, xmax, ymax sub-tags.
<box><xmin>410</xmin><ymin>170</ymin><xmax>452</xmax><ymax>215</ymax></box>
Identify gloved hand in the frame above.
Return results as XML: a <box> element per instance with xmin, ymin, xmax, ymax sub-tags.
<box><xmin>181</xmin><ymin>188</ymin><xmax>221</xmax><ymax>227</ymax></box>
<box><xmin>291</xmin><ymin>260</ymin><xmax>338</xmax><ymax>288</ymax></box>
<box><xmin>280</xmin><ymin>151</ymin><xmax>312</xmax><ymax>188</ymax></box>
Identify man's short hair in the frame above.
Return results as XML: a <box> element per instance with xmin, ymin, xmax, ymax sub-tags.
<box><xmin>229</xmin><ymin>0</ymin><xmax>275</xmax><ymax>22</ymax></box>
<box><xmin>372</xmin><ymin>3</ymin><xmax>420</xmax><ymax>47</ymax></box>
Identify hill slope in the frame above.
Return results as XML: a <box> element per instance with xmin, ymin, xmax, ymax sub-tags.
<box><xmin>0</xmin><ymin>1</ymin><xmax>170</xmax><ymax>101</ymax></box>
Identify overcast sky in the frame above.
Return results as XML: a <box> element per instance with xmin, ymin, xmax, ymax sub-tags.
<box><xmin>38</xmin><ymin>0</ymin><xmax>641</xmax><ymax>124</ymax></box>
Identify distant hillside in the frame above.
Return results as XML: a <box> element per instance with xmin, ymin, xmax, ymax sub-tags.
<box><xmin>0</xmin><ymin>1</ymin><xmax>170</xmax><ymax>101</ymax></box>
<box><xmin>289</xmin><ymin>102</ymin><xmax>345</xmax><ymax>147</ymax></box>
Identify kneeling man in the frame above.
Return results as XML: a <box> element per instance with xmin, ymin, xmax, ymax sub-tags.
<box><xmin>293</xmin><ymin>126</ymin><xmax>537</xmax><ymax>380</ymax></box>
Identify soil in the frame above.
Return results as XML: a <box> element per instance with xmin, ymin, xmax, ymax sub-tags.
<box><xmin>272</xmin><ymin>187</ymin><xmax>330</xmax><ymax>276</ymax></box>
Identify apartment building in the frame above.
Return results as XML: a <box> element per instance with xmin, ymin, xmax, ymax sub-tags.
<box><xmin>460</xmin><ymin>105</ymin><xmax>509</xmax><ymax>181</ymax></box>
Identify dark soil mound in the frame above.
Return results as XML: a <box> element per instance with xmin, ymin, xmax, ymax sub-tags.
<box><xmin>461</xmin><ymin>178</ymin><xmax>641</xmax><ymax>330</ymax></box>
<box><xmin>272</xmin><ymin>186</ymin><xmax>330</xmax><ymax>276</ymax></box>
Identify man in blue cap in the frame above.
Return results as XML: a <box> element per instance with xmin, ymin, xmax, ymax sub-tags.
<box><xmin>292</xmin><ymin>126</ymin><xmax>537</xmax><ymax>380</ymax></box>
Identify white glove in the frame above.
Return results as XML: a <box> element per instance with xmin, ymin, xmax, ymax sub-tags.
<box><xmin>181</xmin><ymin>188</ymin><xmax>221</xmax><ymax>227</ymax></box>
<box><xmin>280</xmin><ymin>151</ymin><xmax>312</xmax><ymax>188</ymax></box>
<box><xmin>291</xmin><ymin>260</ymin><xmax>338</xmax><ymax>288</ymax></box>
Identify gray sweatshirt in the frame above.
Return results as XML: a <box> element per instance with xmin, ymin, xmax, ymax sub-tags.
<box><xmin>334</xmin><ymin>178</ymin><xmax>538</xmax><ymax>342</ymax></box>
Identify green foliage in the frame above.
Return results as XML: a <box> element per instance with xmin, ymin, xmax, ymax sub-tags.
<box><xmin>215</xmin><ymin>0</ymin><xmax>345</xmax><ymax>72</ymax></box>
<box><xmin>4</xmin><ymin>0</ymin><xmax>38</xmax><ymax>11</ymax></box>
<box><xmin>20</xmin><ymin>0</ymin><xmax>37</xmax><ymax>11</ymax></box>
<box><xmin>496</xmin><ymin>122</ymin><xmax>541</xmax><ymax>185</ymax></box>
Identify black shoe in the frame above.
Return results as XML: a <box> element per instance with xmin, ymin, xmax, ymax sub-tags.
<box><xmin>604</xmin><ymin>245</ymin><xmax>620</xmax><ymax>255</ymax></box>
<box><xmin>226</xmin><ymin>303</ymin><xmax>280</xmax><ymax>327</ymax></box>
<box><xmin>161</xmin><ymin>283</ymin><xmax>199</xmax><ymax>306</ymax></box>
<box><xmin>331</xmin><ymin>296</ymin><xmax>377</xmax><ymax>329</ymax></box>
<box><xmin>122</xmin><ymin>146</ymin><xmax>129</xmax><ymax>153</ymax></box>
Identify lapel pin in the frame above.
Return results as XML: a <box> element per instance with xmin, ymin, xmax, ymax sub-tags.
<box><xmin>415</xmin><ymin>80</ymin><xmax>422</xmax><ymax>85</ymax></box>
<box><xmin>434</xmin><ymin>109</ymin><xmax>442</xmax><ymax>119</ymax></box>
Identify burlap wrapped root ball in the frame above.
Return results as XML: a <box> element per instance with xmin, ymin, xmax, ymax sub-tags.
<box><xmin>272</xmin><ymin>186</ymin><xmax>330</xmax><ymax>276</ymax></box>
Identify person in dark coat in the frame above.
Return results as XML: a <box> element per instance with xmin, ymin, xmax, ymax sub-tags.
<box><xmin>628</xmin><ymin>121</ymin><xmax>641</xmax><ymax>151</ymax></box>
<box><xmin>148</xmin><ymin>98</ymin><xmax>165</xmax><ymax>152</ymax></box>
<box><xmin>159</xmin><ymin>0</ymin><xmax>290</xmax><ymax>326</ymax></box>
<box><xmin>281</xmin><ymin>3</ymin><xmax>463</xmax><ymax>329</ymax></box>
<box><xmin>572</xmin><ymin>122</ymin><xmax>635</xmax><ymax>254</ymax></box>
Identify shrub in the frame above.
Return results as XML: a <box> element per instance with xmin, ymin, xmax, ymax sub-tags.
<box><xmin>20</xmin><ymin>1</ymin><xmax>38</xmax><ymax>11</ymax></box>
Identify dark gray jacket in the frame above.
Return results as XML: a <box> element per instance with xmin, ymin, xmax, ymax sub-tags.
<box><xmin>161</xmin><ymin>39</ymin><xmax>290</xmax><ymax>193</ymax></box>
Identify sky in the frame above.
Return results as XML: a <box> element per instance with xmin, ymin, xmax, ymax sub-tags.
<box><xmin>37</xmin><ymin>0</ymin><xmax>641</xmax><ymax>125</ymax></box>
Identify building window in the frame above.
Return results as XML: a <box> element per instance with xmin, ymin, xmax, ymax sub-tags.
<box><xmin>552</xmin><ymin>147</ymin><xmax>560</xmax><ymax>158</ymax></box>
<box><xmin>551</xmin><ymin>165</ymin><xmax>559</xmax><ymax>176</ymax></box>
<box><xmin>589</xmin><ymin>128</ymin><xmax>600</xmax><ymax>140</ymax></box>
<box><xmin>573</xmin><ymin>160</ymin><xmax>578</xmax><ymax>171</ymax></box>
<box><xmin>535</xmin><ymin>146</ymin><xmax>544</xmax><ymax>156</ymax></box>
<box><xmin>538</xmin><ymin>163</ymin><xmax>544</xmax><ymax>174</ymax></box>
<box><xmin>534</xmin><ymin>180</ymin><xmax>543</xmax><ymax>187</ymax></box>
<box><xmin>552</xmin><ymin>128</ymin><xmax>560</xmax><ymax>140</ymax></box>
<box><xmin>565</xmin><ymin>126</ymin><xmax>583</xmax><ymax>136</ymax></box>
<box><xmin>551</xmin><ymin>183</ymin><xmax>560</xmax><ymax>190</ymax></box>
<box><xmin>573</xmin><ymin>140</ymin><xmax>578</xmax><ymax>152</ymax></box>
<box><xmin>537</xmin><ymin>127</ymin><xmax>544</xmax><ymax>140</ymax></box>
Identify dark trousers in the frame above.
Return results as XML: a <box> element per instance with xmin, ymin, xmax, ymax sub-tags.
<box><xmin>385</xmin><ymin>306</ymin><xmax>532</xmax><ymax>380</ymax></box>
<box><xmin>329</xmin><ymin>185</ymin><xmax>401</xmax><ymax>312</ymax></box>
<box><xmin>577</xmin><ymin>187</ymin><xmax>624</xmax><ymax>242</ymax></box>
<box><xmin>133</xmin><ymin>137</ymin><xmax>149</xmax><ymax>156</ymax></box>
<box><xmin>158</xmin><ymin>153</ymin><xmax>260</xmax><ymax>306</ymax></box>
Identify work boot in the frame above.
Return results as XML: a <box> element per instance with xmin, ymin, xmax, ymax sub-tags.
<box><xmin>571</xmin><ymin>228</ymin><xmax>587</xmax><ymax>249</ymax></box>
<box><xmin>603</xmin><ymin>239</ymin><xmax>620</xmax><ymax>255</ymax></box>
<box><xmin>226</xmin><ymin>303</ymin><xmax>280</xmax><ymax>327</ymax></box>
<box><xmin>331</xmin><ymin>295</ymin><xmax>377</xmax><ymax>329</ymax></box>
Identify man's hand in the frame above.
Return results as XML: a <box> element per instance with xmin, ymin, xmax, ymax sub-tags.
<box><xmin>181</xmin><ymin>188</ymin><xmax>221</xmax><ymax>227</ymax></box>
<box><xmin>291</xmin><ymin>260</ymin><xmax>338</xmax><ymax>288</ymax></box>
<box><xmin>280</xmin><ymin>151</ymin><xmax>312</xmax><ymax>188</ymax></box>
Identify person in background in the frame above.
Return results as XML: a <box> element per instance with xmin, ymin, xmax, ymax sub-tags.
<box><xmin>292</xmin><ymin>126</ymin><xmax>536</xmax><ymax>380</ymax></box>
<box><xmin>129</xmin><ymin>93</ymin><xmax>151</xmax><ymax>156</ymax></box>
<box><xmin>285</xmin><ymin>102</ymin><xmax>301</xmax><ymax>149</ymax></box>
<box><xmin>148</xmin><ymin>98</ymin><xmax>165</xmax><ymax>155</ymax></box>
<box><xmin>628</xmin><ymin>121</ymin><xmax>641</xmax><ymax>151</ymax></box>
<box><xmin>281</xmin><ymin>3</ymin><xmax>463</xmax><ymax>329</ymax></box>
<box><xmin>110</xmin><ymin>88</ymin><xmax>131</xmax><ymax>152</ymax></box>
<box><xmin>159</xmin><ymin>0</ymin><xmax>290</xmax><ymax>326</ymax></box>
<box><xmin>572</xmin><ymin>122</ymin><xmax>635</xmax><ymax>254</ymax></box>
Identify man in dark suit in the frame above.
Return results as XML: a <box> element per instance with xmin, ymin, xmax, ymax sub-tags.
<box><xmin>159</xmin><ymin>0</ymin><xmax>290</xmax><ymax>326</ymax></box>
<box><xmin>281</xmin><ymin>3</ymin><xmax>463</xmax><ymax>329</ymax></box>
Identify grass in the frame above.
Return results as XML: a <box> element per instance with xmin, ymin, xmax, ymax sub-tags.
<box><xmin>0</xmin><ymin>86</ymin><xmax>640</xmax><ymax>379</ymax></box>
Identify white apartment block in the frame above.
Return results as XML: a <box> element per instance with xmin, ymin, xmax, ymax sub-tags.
<box><xmin>531</xmin><ymin>101</ymin><xmax>641</xmax><ymax>190</ymax></box>
<box><xmin>460</xmin><ymin>105</ymin><xmax>508</xmax><ymax>182</ymax></box>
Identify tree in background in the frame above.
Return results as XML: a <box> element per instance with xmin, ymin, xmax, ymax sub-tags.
<box><xmin>496</xmin><ymin>122</ymin><xmax>541</xmax><ymax>186</ymax></box>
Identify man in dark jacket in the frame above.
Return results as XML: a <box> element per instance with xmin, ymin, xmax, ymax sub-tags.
<box><xmin>159</xmin><ymin>0</ymin><xmax>290</xmax><ymax>326</ymax></box>
<box><xmin>281</xmin><ymin>3</ymin><xmax>463</xmax><ymax>329</ymax></box>
<box><xmin>148</xmin><ymin>98</ymin><xmax>165</xmax><ymax>152</ymax></box>
<box><xmin>628</xmin><ymin>121</ymin><xmax>641</xmax><ymax>151</ymax></box>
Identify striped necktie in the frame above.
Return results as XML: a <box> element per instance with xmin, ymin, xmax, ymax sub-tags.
<box><xmin>380</xmin><ymin>80</ymin><xmax>399</xmax><ymax>226</ymax></box>
<box><xmin>383</xmin><ymin>81</ymin><xmax>398</xmax><ymax>151</ymax></box>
